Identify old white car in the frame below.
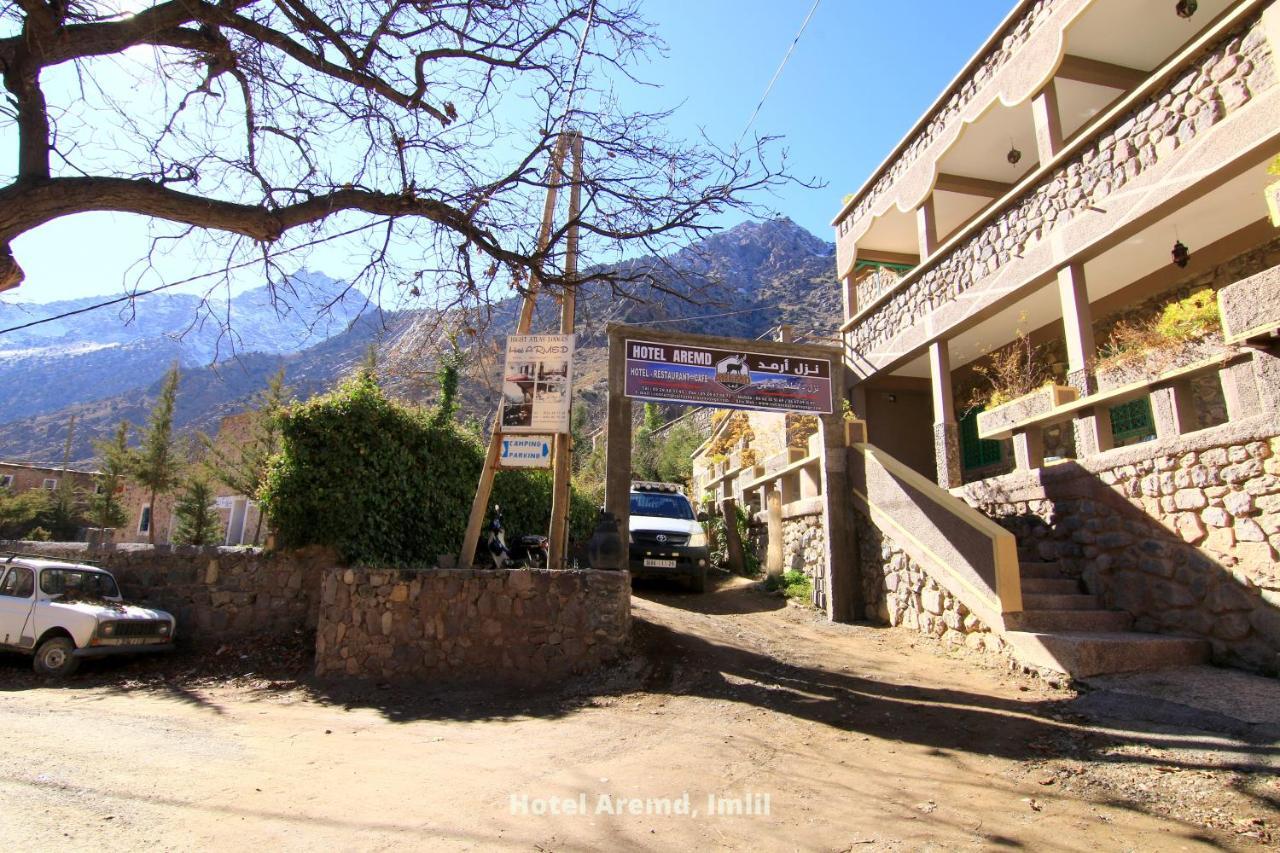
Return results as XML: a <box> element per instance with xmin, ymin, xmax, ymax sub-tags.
<box><xmin>0</xmin><ymin>556</ymin><xmax>176</xmax><ymax>677</ymax></box>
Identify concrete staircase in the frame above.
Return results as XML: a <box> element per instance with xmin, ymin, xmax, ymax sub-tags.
<box><xmin>1002</xmin><ymin>549</ymin><xmax>1209</xmax><ymax>678</ymax></box>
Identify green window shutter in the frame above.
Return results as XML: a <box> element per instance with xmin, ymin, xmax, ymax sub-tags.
<box><xmin>1109</xmin><ymin>396</ymin><xmax>1156</xmax><ymax>445</ymax></box>
<box><xmin>960</xmin><ymin>408</ymin><xmax>1002</xmax><ymax>470</ymax></box>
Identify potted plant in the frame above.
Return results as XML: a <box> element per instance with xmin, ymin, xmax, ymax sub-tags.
<box><xmin>968</xmin><ymin>329</ymin><xmax>1076</xmax><ymax>439</ymax></box>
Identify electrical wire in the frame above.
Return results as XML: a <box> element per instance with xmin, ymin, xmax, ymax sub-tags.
<box><xmin>0</xmin><ymin>218</ymin><xmax>393</xmax><ymax>337</ymax></box>
<box><xmin>734</xmin><ymin>0</ymin><xmax>823</xmax><ymax>150</ymax></box>
<box><xmin>640</xmin><ymin>305</ymin><xmax>770</xmax><ymax>325</ymax></box>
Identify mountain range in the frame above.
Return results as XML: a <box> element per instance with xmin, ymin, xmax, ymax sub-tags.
<box><xmin>0</xmin><ymin>218</ymin><xmax>841</xmax><ymax>467</ymax></box>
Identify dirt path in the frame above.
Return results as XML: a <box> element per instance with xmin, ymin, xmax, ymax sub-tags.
<box><xmin>1</xmin><ymin>574</ymin><xmax>1276</xmax><ymax>851</ymax></box>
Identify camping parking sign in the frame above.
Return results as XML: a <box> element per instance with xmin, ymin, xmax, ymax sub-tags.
<box><xmin>498</xmin><ymin>435</ymin><xmax>553</xmax><ymax>468</ymax></box>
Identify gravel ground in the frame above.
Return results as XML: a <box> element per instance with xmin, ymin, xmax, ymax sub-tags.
<box><xmin>1</xmin><ymin>573</ymin><xmax>1276</xmax><ymax>851</ymax></box>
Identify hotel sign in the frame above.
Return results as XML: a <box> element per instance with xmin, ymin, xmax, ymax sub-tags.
<box><xmin>623</xmin><ymin>337</ymin><xmax>833</xmax><ymax>414</ymax></box>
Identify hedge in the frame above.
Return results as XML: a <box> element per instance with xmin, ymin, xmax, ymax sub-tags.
<box><xmin>260</xmin><ymin>374</ymin><xmax>595</xmax><ymax>565</ymax></box>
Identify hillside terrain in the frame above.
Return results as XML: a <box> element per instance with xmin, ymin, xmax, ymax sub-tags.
<box><xmin>0</xmin><ymin>218</ymin><xmax>840</xmax><ymax>465</ymax></box>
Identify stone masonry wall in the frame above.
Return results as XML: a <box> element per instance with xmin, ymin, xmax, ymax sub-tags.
<box><xmin>962</xmin><ymin>418</ymin><xmax>1280</xmax><ymax>672</ymax></box>
<box><xmin>853</xmin><ymin>511</ymin><xmax>1006</xmax><ymax>657</ymax></box>
<box><xmin>848</xmin><ymin>15</ymin><xmax>1275</xmax><ymax>354</ymax></box>
<box><xmin>314</xmin><ymin>567</ymin><xmax>630</xmax><ymax>683</ymax></box>
<box><xmin>0</xmin><ymin>541</ymin><xmax>336</xmax><ymax>643</ymax></box>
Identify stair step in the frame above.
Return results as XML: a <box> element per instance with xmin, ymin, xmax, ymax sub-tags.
<box><xmin>1019</xmin><ymin>561</ymin><xmax>1066</xmax><ymax>579</ymax></box>
<box><xmin>1019</xmin><ymin>577</ymin><xmax>1081</xmax><ymax>595</ymax></box>
<box><xmin>1006</xmin><ymin>610</ymin><xmax>1133</xmax><ymax>632</ymax></box>
<box><xmin>1022</xmin><ymin>593</ymin><xmax>1100</xmax><ymax>611</ymax></box>
<box><xmin>1005</xmin><ymin>631</ymin><xmax>1209</xmax><ymax>678</ymax></box>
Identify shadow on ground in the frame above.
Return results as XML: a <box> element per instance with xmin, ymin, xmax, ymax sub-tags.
<box><xmin>2</xmin><ymin>573</ymin><xmax>1277</xmax><ymax>832</ymax></box>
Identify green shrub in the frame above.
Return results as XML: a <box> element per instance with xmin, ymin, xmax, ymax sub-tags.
<box><xmin>1154</xmin><ymin>287</ymin><xmax>1219</xmax><ymax>342</ymax></box>
<box><xmin>765</xmin><ymin>569</ymin><xmax>812</xmax><ymax>601</ymax></box>
<box><xmin>260</xmin><ymin>375</ymin><xmax>594</xmax><ymax>565</ymax></box>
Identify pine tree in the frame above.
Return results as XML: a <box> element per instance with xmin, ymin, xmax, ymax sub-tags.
<box><xmin>171</xmin><ymin>472</ymin><xmax>221</xmax><ymax>546</ymax></box>
<box><xmin>88</xmin><ymin>422</ymin><xmax>131</xmax><ymax>531</ymax></box>
<box><xmin>201</xmin><ymin>368</ymin><xmax>289</xmax><ymax>544</ymax></box>
<box><xmin>130</xmin><ymin>365</ymin><xmax>183</xmax><ymax>544</ymax></box>
<box><xmin>430</xmin><ymin>340</ymin><xmax>464</xmax><ymax>428</ymax></box>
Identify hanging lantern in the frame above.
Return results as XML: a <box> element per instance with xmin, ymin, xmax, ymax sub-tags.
<box><xmin>1176</xmin><ymin>0</ymin><xmax>1198</xmax><ymax>18</ymax></box>
<box><xmin>1007</xmin><ymin>146</ymin><xmax>1022</xmax><ymax>166</ymax></box>
<box><xmin>1172</xmin><ymin>240</ymin><xmax>1191</xmax><ymax>268</ymax></box>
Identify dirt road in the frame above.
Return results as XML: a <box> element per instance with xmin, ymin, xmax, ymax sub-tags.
<box><xmin>2</xmin><ymin>575</ymin><xmax>1276</xmax><ymax>851</ymax></box>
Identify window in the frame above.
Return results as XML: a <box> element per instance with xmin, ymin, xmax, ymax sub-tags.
<box><xmin>629</xmin><ymin>493</ymin><xmax>694</xmax><ymax>520</ymax></box>
<box><xmin>42</xmin><ymin>478</ymin><xmax>57</xmax><ymax>490</ymax></box>
<box><xmin>138</xmin><ymin>505</ymin><xmax>151</xmax><ymax>534</ymax></box>
<box><xmin>960</xmin><ymin>407</ymin><xmax>1003</xmax><ymax>470</ymax></box>
<box><xmin>0</xmin><ymin>567</ymin><xmax>34</xmax><ymax>599</ymax></box>
<box><xmin>39</xmin><ymin>568</ymin><xmax>119</xmax><ymax>599</ymax></box>
<box><xmin>1109</xmin><ymin>397</ymin><xmax>1156</xmax><ymax>447</ymax></box>
<box><xmin>0</xmin><ymin>475</ymin><xmax>12</xmax><ymax>488</ymax></box>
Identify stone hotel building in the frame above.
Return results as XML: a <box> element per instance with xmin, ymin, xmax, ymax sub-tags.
<box><xmin>827</xmin><ymin>0</ymin><xmax>1280</xmax><ymax>675</ymax></box>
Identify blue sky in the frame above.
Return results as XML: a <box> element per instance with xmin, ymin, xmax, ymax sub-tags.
<box><xmin>7</xmin><ymin>0</ymin><xmax>1012</xmax><ymax>305</ymax></box>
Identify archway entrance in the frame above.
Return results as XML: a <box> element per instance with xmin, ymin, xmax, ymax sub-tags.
<box><xmin>602</xmin><ymin>324</ymin><xmax>862</xmax><ymax>622</ymax></box>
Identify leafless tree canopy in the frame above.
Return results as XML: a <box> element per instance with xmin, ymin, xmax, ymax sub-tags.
<box><xmin>0</xmin><ymin>0</ymin><xmax>793</xmax><ymax>316</ymax></box>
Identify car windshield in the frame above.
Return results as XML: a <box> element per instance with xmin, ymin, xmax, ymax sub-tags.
<box><xmin>40</xmin><ymin>568</ymin><xmax>120</xmax><ymax>600</ymax></box>
<box><xmin>630</xmin><ymin>493</ymin><xmax>694</xmax><ymax>520</ymax></box>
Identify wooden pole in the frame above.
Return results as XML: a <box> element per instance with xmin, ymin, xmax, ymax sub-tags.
<box><xmin>548</xmin><ymin>132</ymin><xmax>583</xmax><ymax>569</ymax></box>
<box><xmin>458</xmin><ymin>134</ymin><xmax>571</xmax><ymax>567</ymax></box>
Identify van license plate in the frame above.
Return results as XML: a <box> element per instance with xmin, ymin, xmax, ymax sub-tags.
<box><xmin>644</xmin><ymin>558</ymin><xmax>677</xmax><ymax>568</ymax></box>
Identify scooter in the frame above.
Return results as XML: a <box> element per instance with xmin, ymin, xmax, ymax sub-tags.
<box><xmin>484</xmin><ymin>505</ymin><xmax>550</xmax><ymax>569</ymax></box>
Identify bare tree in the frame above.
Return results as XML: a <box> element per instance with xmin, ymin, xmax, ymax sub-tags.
<box><xmin>0</xmin><ymin>0</ymin><xmax>795</xmax><ymax>333</ymax></box>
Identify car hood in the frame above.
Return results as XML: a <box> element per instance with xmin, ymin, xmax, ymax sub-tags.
<box><xmin>630</xmin><ymin>515</ymin><xmax>700</xmax><ymax>535</ymax></box>
<box><xmin>46</xmin><ymin>600</ymin><xmax>173</xmax><ymax>622</ymax></box>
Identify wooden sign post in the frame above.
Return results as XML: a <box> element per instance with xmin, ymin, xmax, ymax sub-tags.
<box><xmin>457</xmin><ymin>132</ymin><xmax>583</xmax><ymax>568</ymax></box>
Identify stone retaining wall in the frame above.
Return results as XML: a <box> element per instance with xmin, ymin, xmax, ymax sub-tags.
<box><xmin>853</xmin><ymin>511</ymin><xmax>1005</xmax><ymax>656</ymax></box>
<box><xmin>0</xmin><ymin>541</ymin><xmax>335</xmax><ymax>643</ymax></box>
<box><xmin>961</xmin><ymin>416</ymin><xmax>1280</xmax><ymax>672</ymax></box>
<box><xmin>314</xmin><ymin>567</ymin><xmax>630</xmax><ymax>683</ymax></box>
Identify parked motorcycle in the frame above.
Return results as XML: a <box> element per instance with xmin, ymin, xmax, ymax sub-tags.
<box><xmin>483</xmin><ymin>505</ymin><xmax>549</xmax><ymax>569</ymax></box>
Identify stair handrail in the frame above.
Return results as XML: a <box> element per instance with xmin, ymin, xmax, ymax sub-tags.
<box><xmin>845</xmin><ymin>421</ymin><xmax>1022</xmax><ymax>630</ymax></box>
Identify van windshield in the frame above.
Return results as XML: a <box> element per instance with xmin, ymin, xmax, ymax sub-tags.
<box><xmin>630</xmin><ymin>493</ymin><xmax>694</xmax><ymax>520</ymax></box>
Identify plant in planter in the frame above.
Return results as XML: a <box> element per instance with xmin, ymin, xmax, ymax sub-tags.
<box><xmin>968</xmin><ymin>328</ymin><xmax>1075</xmax><ymax>439</ymax></box>
<box><xmin>1096</xmin><ymin>287</ymin><xmax>1222</xmax><ymax>382</ymax></box>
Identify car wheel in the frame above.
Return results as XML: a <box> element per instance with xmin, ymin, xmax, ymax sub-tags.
<box><xmin>33</xmin><ymin>636</ymin><xmax>80</xmax><ymax>678</ymax></box>
<box><xmin>686</xmin><ymin>569</ymin><xmax>707</xmax><ymax>594</ymax></box>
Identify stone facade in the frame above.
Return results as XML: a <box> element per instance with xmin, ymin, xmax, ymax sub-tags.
<box><xmin>962</xmin><ymin>418</ymin><xmax>1280</xmax><ymax>672</ymax></box>
<box><xmin>853</xmin><ymin>511</ymin><xmax>1005</xmax><ymax>655</ymax></box>
<box><xmin>847</xmin><ymin>15</ymin><xmax>1276</xmax><ymax>356</ymax></box>
<box><xmin>314</xmin><ymin>567</ymin><xmax>630</xmax><ymax>683</ymax></box>
<box><xmin>0</xmin><ymin>541</ymin><xmax>335</xmax><ymax>643</ymax></box>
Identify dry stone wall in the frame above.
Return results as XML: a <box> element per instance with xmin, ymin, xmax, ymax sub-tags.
<box><xmin>848</xmin><ymin>15</ymin><xmax>1276</xmax><ymax>355</ymax></box>
<box><xmin>963</xmin><ymin>418</ymin><xmax>1280</xmax><ymax>672</ymax></box>
<box><xmin>853</xmin><ymin>511</ymin><xmax>1006</xmax><ymax>656</ymax></box>
<box><xmin>0</xmin><ymin>541</ymin><xmax>335</xmax><ymax>643</ymax></box>
<box><xmin>314</xmin><ymin>567</ymin><xmax>630</xmax><ymax>683</ymax></box>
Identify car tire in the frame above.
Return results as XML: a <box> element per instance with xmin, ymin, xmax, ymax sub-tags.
<box><xmin>33</xmin><ymin>636</ymin><xmax>80</xmax><ymax>678</ymax></box>
<box><xmin>687</xmin><ymin>569</ymin><xmax>707</xmax><ymax>594</ymax></box>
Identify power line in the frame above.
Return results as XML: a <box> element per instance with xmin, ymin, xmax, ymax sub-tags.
<box><xmin>735</xmin><ymin>0</ymin><xmax>823</xmax><ymax>150</ymax></box>
<box><xmin>0</xmin><ymin>218</ymin><xmax>393</xmax><ymax>337</ymax></box>
<box><xmin>641</xmin><ymin>305</ymin><xmax>770</xmax><ymax>325</ymax></box>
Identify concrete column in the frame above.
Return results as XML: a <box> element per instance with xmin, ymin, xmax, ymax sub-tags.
<box><xmin>1012</xmin><ymin>429</ymin><xmax>1045</xmax><ymax>470</ymax></box>
<box><xmin>1150</xmin><ymin>382</ymin><xmax>1198</xmax><ymax>439</ymax></box>
<box><xmin>916</xmin><ymin>196</ymin><xmax>939</xmax><ymax>259</ymax></box>
<box><xmin>841</xmin><ymin>272</ymin><xmax>858</xmax><ymax>321</ymax></box>
<box><xmin>1073</xmin><ymin>406</ymin><xmax>1114</xmax><ymax>457</ymax></box>
<box><xmin>1031</xmin><ymin>80</ymin><xmax>1064</xmax><ymax>163</ymax></box>
<box><xmin>1221</xmin><ymin>358</ymin><xmax>1262</xmax><ymax>422</ymax></box>
<box><xmin>766</xmin><ymin>485</ymin><xmax>783</xmax><ymax>578</ymax></box>
<box><xmin>818</xmin><ymin>403</ymin><xmax>861</xmax><ymax>623</ymax></box>
<box><xmin>1057</xmin><ymin>262</ymin><xmax>1097</xmax><ymax>395</ymax></box>
<box><xmin>928</xmin><ymin>340</ymin><xmax>962</xmax><ymax>488</ymax></box>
